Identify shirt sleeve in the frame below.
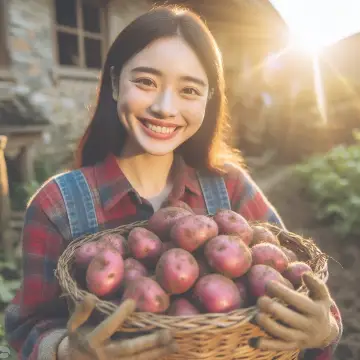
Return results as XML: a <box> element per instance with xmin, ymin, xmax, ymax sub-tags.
<box><xmin>230</xmin><ymin>167</ymin><xmax>342</xmax><ymax>358</ymax></box>
<box><xmin>230</xmin><ymin>167</ymin><xmax>284</xmax><ymax>227</ymax></box>
<box><xmin>4</xmin><ymin>189</ymin><xmax>69</xmax><ymax>360</ymax></box>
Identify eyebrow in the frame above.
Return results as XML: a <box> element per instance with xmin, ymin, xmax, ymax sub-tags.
<box><xmin>131</xmin><ymin>66</ymin><xmax>208</xmax><ymax>87</ymax></box>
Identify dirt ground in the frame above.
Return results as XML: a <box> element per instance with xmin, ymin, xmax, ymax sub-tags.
<box><xmin>252</xmin><ymin>166</ymin><xmax>359</xmax><ymax>360</ymax></box>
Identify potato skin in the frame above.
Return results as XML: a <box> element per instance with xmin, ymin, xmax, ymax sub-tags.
<box><xmin>127</xmin><ymin>227</ymin><xmax>163</xmax><ymax>264</ymax></box>
<box><xmin>251</xmin><ymin>226</ymin><xmax>280</xmax><ymax>247</ymax></box>
<box><xmin>75</xmin><ymin>233</ymin><xmax>127</xmax><ymax>267</ymax></box>
<box><xmin>204</xmin><ymin>235</ymin><xmax>252</xmax><ymax>278</ymax></box>
<box><xmin>193</xmin><ymin>274</ymin><xmax>241</xmax><ymax>313</ymax></box>
<box><xmin>213</xmin><ymin>210</ymin><xmax>253</xmax><ymax>245</ymax></box>
<box><xmin>86</xmin><ymin>247</ymin><xmax>124</xmax><ymax>297</ymax></box>
<box><xmin>123</xmin><ymin>258</ymin><xmax>148</xmax><ymax>285</ymax></box>
<box><xmin>251</xmin><ymin>243</ymin><xmax>289</xmax><ymax>273</ymax></box>
<box><xmin>156</xmin><ymin>248</ymin><xmax>199</xmax><ymax>295</ymax></box>
<box><xmin>283</xmin><ymin>262</ymin><xmax>313</xmax><ymax>288</ymax></box>
<box><xmin>147</xmin><ymin>207</ymin><xmax>193</xmax><ymax>240</ymax></box>
<box><xmin>122</xmin><ymin>277</ymin><xmax>170</xmax><ymax>313</ymax></box>
<box><xmin>170</xmin><ymin>215</ymin><xmax>219</xmax><ymax>252</ymax></box>
<box><xmin>247</xmin><ymin>264</ymin><xmax>287</xmax><ymax>298</ymax></box>
<box><xmin>168</xmin><ymin>298</ymin><xmax>200</xmax><ymax>316</ymax></box>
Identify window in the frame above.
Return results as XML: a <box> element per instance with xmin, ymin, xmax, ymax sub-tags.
<box><xmin>0</xmin><ymin>0</ymin><xmax>10</xmax><ymax>69</ymax></box>
<box><xmin>53</xmin><ymin>0</ymin><xmax>107</xmax><ymax>70</ymax></box>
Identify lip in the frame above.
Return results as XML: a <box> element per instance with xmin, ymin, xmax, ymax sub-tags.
<box><xmin>137</xmin><ymin>117</ymin><xmax>180</xmax><ymax>128</ymax></box>
<box><xmin>138</xmin><ymin>118</ymin><xmax>180</xmax><ymax>141</ymax></box>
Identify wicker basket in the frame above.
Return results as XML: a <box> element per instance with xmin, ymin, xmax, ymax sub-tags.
<box><xmin>56</xmin><ymin>221</ymin><xmax>328</xmax><ymax>360</ymax></box>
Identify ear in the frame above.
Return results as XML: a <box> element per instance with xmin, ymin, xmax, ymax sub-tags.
<box><xmin>110</xmin><ymin>66</ymin><xmax>119</xmax><ymax>101</ymax></box>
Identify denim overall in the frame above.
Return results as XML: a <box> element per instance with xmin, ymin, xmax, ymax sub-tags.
<box><xmin>54</xmin><ymin>169</ymin><xmax>231</xmax><ymax>240</ymax></box>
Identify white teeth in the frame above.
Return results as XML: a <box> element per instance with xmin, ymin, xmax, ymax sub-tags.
<box><xmin>146</xmin><ymin>122</ymin><xmax>176</xmax><ymax>134</ymax></box>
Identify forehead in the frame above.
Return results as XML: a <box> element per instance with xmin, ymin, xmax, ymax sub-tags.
<box><xmin>123</xmin><ymin>36</ymin><xmax>208</xmax><ymax>82</ymax></box>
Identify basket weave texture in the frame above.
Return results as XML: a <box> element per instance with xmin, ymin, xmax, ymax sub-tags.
<box><xmin>56</xmin><ymin>221</ymin><xmax>328</xmax><ymax>360</ymax></box>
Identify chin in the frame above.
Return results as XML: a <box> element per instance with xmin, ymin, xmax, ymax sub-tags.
<box><xmin>140</xmin><ymin>146</ymin><xmax>176</xmax><ymax>157</ymax></box>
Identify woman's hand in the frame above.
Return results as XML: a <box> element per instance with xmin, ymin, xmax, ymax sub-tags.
<box><xmin>57</xmin><ymin>295</ymin><xmax>177</xmax><ymax>360</ymax></box>
<box><xmin>250</xmin><ymin>272</ymin><xmax>339</xmax><ymax>352</ymax></box>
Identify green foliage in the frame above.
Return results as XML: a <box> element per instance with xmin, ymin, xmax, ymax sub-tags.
<box><xmin>11</xmin><ymin>181</ymin><xmax>41</xmax><ymax>211</ymax></box>
<box><xmin>0</xmin><ymin>256</ymin><xmax>21</xmax><ymax>350</ymax></box>
<box><xmin>0</xmin><ymin>259</ymin><xmax>21</xmax><ymax>309</ymax></box>
<box><xmin>295</xmin><ymin>130</ymin><xmax>360</xmax><ymax>238</ymax></box>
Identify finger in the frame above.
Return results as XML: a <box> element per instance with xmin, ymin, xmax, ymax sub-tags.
<box><xmin>257</xmin><ymin>296</ymin><xmax>309</xmax><ymax>330</ymax></box>
<box><xmin>67</xmin><ymin>294</ymin><xmax>97</xmax><ymax>333</ymax></box>
<box><xmin>106</xmin><ymin>329</ymin><xmax>173</xmax><ymax>356</ymax></box>
<box><xmin>302</xmin><ymin>272</ymin><xmax>331</xmax><ymax>302</ymax></box>
<box><xmin>87</xmin><ymin>299</ymin><xmax>136</xmax><ymax>347</ymax></box>
<box><xmin>249</xmin><ymin>337</ymin><xmax>299</xmax><ymax>351</ymax></box>
<box><xmin>119</xmin><ymin>342</ymin><xmax>178</xmax><ymax>360</ymax></box>
<box><xmin>266</xmin><ymin>281</ymin><xmax>318</xmax><ymax>315</ymax></box>
<box><xmin>256</xmin><ymin>313</ymin><xmax>307</xmax><ymax>343</ymax></box>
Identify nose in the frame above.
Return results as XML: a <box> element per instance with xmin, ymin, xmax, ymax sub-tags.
<box><xmin>150</xmin><ymin>89</ymin><xmax>177</xmax><ymax>118</ymax></box>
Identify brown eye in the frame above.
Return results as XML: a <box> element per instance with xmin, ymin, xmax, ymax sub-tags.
<box><xmin>133</xmin><ymin>78</ymin><xmax>156</xmax><ymax>88</ymax></box>
<box><xmin>183</xmin><ymin>87</ymin><xmax>200</xmax><ymax>96</ymax></box>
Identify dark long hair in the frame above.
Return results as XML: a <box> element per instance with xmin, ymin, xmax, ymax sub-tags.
<box><xmin>74</xmin><ymin>5</ymin><xmax>243</xmax><ymax>173</ymax></box>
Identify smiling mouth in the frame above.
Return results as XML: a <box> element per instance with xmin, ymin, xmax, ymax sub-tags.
<box><xmin>138</xmin><ymin>118</ymin><xmax>180</xmax><ymax>135</ymax></box>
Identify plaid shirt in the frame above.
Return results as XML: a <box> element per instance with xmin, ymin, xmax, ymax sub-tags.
<box><xmin>4</xmin><ymin>153</ymin><xmax>342</xmax><ymax>359</ymax></box>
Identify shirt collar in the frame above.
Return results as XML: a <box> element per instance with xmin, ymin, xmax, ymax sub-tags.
<box><xmin>94</xmin><ymin>153</ymin><xmax>202</xmax><ymax>212</ymax></box>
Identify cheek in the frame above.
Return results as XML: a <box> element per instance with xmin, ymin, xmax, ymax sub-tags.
<box><xmin>182</xmin><ymin>100</ymin><xmax>207</xmax><ymax>128</ymax></box>
<box><xmin>117</xmin><ymin>84</ymin><xmax>152</xmax><ymax>114</ymax></box>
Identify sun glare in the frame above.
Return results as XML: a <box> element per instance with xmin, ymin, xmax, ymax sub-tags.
<box><xmin>287</xmin><ymin>33</ymin><xmax>327</xmax><ymax>55</ymax></box>
<box><xmin>271</xmin><ymin>0</ymin><xmax>360</xmax><ymax>56</ymax></box>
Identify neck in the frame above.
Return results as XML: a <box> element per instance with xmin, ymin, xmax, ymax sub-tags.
<box><xmin>117</xmin><ymin>147</ymin><xmax>174</xmax><ymax>199</ymax></box>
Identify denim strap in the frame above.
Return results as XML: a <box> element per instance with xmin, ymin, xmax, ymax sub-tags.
<box><xmin>54</xmin><ymin>170</ymin><xmax>99</xmax><ymax>239</ymax></box>
<box><xmin>196</xmin><ymin>170</ymin><xmax>231</xmax><ymax>215</ymax></box>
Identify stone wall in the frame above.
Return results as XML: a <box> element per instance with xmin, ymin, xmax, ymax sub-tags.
<box><xmin>3</xmin><ymin>0</ymin><xmax>150</xmax><ymax>166</ymax></box>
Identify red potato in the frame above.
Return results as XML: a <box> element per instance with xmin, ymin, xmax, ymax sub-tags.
<box><xmin>75</xmin><ymin>242</ymin><xmax>103</xmax><ymax>267</ymax></box>
<box><xmin>122</xmin><ymin>276</ymin><xmax>170</xmax><ymax>313</ymax></box>
<box><xmin>281</xmin><ymin>247</ymin><xmax>298</xmax><ymax>262</ymax></box>
<box><xmin>193</xmin><ymin>274</ymin><xmax>241</xmax><ymax>313</ymax></box>
<box><xmin>97</xmin><ymin>233</ymin><xmax>128</xmax><ymax>257</ymax></box>
<box><xmin>251</xmin><ymin>225</ymin><xmax>280</xmax><ymax>247</ymax></box>
<box><xmin>213</xmin><ymin>210</ymin><xmax>253</xmax><ymax>245</ymax></box>
<box><xmin>123</xmin><ymin>258</ymin><xmax>148</xmax><ymax>285</ymax></box>
<box><xmin>234</xmin><ymin>277</ymin><xmax>249</xmax><ymax>308</ymax></box>
<box><xmin>127</xmin><ymin>227</ymin><xmax>163</xmax><ymax>264</ymax></box>
<box><xmin>86</xmin><ymin>247</ymin><xmax>124</xmax><ymax>297</ymax></box>
<box><xmin>251</xmin><ymin>243</ymin><xmax>289</xmax><ymax>273</ymax></box>
<box><xmin>156</xmin><ymin>248</ymin><xmax>199</xmax><ymax>294</ymax></box>
<box><xmin>147</xmin><ymin>207</ymin><xmax>193</xmax><ymax>240</ymax></box>
<box><xmin>75</xmin><ymin>234</ymin><xmax>127</xmax><ymax>267</ymax></box>
<box><xmin>204</xmin><ymin>235</ymin><xmax>252</xmax><ymax>278</ymax></box>
<box><xmin>283</xmin><ymin>262</ymin><xmax>313</xmax><ymax>288</ymax></box>
<box><xmin>170</xmin><ymin>215</ymin><xmax>219</xmax><ymax>252</ymax></box>
<box><xmin>247</xmin><ymin>264</ymin><xmax>289</xmax><ymax>298</ymax></box>
<box><xmin>168</xmin><ymin>298</ymin><xmax>200</xmax><ymax>316</ymax></box>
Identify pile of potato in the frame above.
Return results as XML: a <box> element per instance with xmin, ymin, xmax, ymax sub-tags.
<box><xmin>74</xmin><ymin>203</ymin><xmax>313</xmax><ymax>315</ymax></box>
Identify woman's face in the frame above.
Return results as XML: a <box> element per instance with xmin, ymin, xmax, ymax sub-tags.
<box><xmin>112</xmin><ymin>36</ymin><xmax>209</xmax><ymax>156</ymax></box>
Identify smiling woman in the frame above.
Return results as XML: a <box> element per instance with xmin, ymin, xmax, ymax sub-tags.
<box><xmin>4</xmin><ymin>5</ymin><xmax>342</xmax><ymax>360</ymax></box>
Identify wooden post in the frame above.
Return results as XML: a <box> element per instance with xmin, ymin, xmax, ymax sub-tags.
<box><xmin>17</xmin><ymin>145</ymin><xmax>35</xmax><ymax>183</ymax></box>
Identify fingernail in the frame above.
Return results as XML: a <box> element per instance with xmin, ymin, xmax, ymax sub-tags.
<box><xmin>248</xmin><ymin>337</ymin><xmax>260</xmax><ymax>349</ymax></box>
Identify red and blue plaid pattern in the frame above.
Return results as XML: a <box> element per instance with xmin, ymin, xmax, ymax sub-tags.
<box><xmin>4</xmin><ymin>153</ymin><xmax>342</xmax><ymax>359</ymax></box>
